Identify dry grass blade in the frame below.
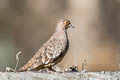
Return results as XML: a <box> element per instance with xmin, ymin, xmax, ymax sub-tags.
<box><xmin>5</xmin><ymin>67</ymin><xmax>15</xmax><ymax>72</ymax></box>
<box><xmin>14</xmin><ymin>51</ymin><xmax>22</xmax><ymax>71</ymax></box>
<box><xmin>64</xmin><ymin>60</ymin><xmax>70</xmax><ymax>69</ymax></box>
<box><xmin>74</xmin><ymin>51</ymin><xmax>78</xmax><ymax>66</ymax></box>
<box><xmin>116</xmin><ymin>53</ymin><xmax>120</xmax><ymax>70</ymax></box>
<box><xmin>82</xmin><ymin>59</ymin><xmax>87</xmax><ymax>70</ymax></box>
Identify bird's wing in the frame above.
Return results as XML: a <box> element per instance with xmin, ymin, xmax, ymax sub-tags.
<box><xmin>18</xmin><ymin>37</ymin><xmax>65</xmax><ymax>71</ymax></box>
<box><xmin>31</xmin><ymin>37</ymin><xmax>64</xmax><ymax>69</ymax></box>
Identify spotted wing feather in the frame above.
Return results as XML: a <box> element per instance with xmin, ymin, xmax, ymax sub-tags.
<box><xmin>17</xmin><ymin>34</ymin><xmax>67</xmax><ymax>71</ymax></box>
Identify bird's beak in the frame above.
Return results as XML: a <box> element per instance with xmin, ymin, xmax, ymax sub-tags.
<box><xmin>69</xmin><ymin>24</ymin><xmax>75</xmax><ymax>28</ymax></box>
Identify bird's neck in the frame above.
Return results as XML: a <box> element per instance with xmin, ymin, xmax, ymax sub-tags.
<box><xmin>55</xmin><ymin>24</ymin><xmax>66</xmax><ymax>32</ymax></box>
<box><xmin>54</xmin><ymin>29</ymin><xmax>69</xmax><ymax>47</ymax></box>
<box><xmin>54</xmin><ymin>29</ymin><xmax>68</xmax><ymax>40</ymax></box>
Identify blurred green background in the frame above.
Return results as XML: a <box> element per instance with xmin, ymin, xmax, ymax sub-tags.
<box><xmin>0</xmin><ymin>0</ymin><xmax>120</xmax><ymax>71</ymax></box>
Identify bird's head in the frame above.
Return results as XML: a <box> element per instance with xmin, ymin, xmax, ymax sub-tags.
<box><xmin>56</xmin><ymin>19</ymin><xmax>74</xmax><ymax>31</ymax></box>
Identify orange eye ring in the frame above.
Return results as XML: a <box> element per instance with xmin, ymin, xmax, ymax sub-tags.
<box><xmin>63</xmin><ymin>20</ymin><xmax>70</xmax><ymax>25</ymax></box>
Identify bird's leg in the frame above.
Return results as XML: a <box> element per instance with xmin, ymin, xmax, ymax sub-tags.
<box><xmin>48</xmin><ymin>67</ymin><xmax>56</xmax><ymax>72</ymax></box>
<box><xmin>46</xmin><ymin>65</ymin><xmax>63</xmax><ymax>72</ymax></box>
<box><xmin>51</xmin><ymin>65</ymin><xmax>63</xmax><ymax>72</ymax></box>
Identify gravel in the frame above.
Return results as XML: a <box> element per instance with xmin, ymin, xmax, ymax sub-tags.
<box><xmin>0</xmin><ymin>71</ymin><xmax>120</xmax><ymax>80</ymax></box>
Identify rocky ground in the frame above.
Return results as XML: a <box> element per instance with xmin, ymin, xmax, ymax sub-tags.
<box><xmin>0</xmin><ymin>71</ymin><xmax>120</xmax><ymax>80</ymax></box>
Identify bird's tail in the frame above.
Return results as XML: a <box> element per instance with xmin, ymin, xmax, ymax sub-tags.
<box><xmin>17</xmin><ymin>64</ymin><xmax>29</xmax><ymax>72</ymax></box>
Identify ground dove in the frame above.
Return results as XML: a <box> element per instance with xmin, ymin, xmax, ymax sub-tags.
<box><xmin>17</xmin><ymin>19</ymin><xmax>74</xmax><ymax>72</ymax></box>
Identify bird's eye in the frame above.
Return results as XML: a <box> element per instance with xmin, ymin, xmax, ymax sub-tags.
<box><xmin>63</xmin><ymin>20</ymin><xmax>70</xmax><ymax>25</ymax></box>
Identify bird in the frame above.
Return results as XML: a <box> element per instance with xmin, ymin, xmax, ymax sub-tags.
<box><xmin>17</xmin><ymin>19</ymin><xmax>74</xmax><ymax>72</ymax></box>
